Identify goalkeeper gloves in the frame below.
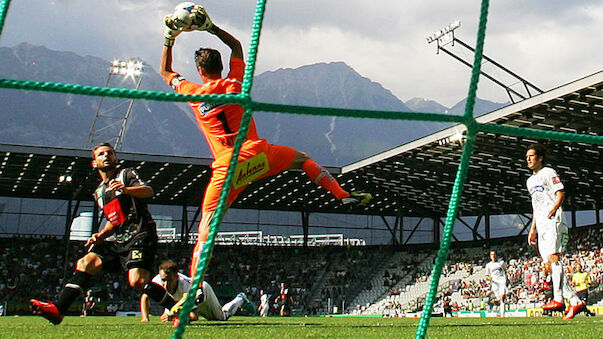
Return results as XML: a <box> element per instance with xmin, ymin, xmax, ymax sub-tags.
<box><xmin>188</xmin><ymin>5</ymin><xmax>218</xmax><ymax>34</ymax></box>
<box><xmin>164</xmin><ymin>15</ymin><xmax>182</xmax><ymax>47</ymax></box>
<box><xmin>164</xmin><ymin>4</ymin><xmax>218</xmax><ymax>47</ymax></box>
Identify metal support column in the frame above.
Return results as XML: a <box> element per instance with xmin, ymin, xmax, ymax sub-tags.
<box><xmin>301</xmin><ymin>211</ymin><xmax>310</xmax><ymax>248</ymax></box>
<box><xmin>399</xmin><ymin>215</ymin><xmax>403</xmax><ymax>247</ymax></box>
<box><xmin>381</xmin><ymin>215</ymin><xmax>400</xmax><ymax>246</ymax></box>
<box><xmin>62</xmin><ymin>199</ymin><xmax>73</xmax><ymax>281</ymax></box>
<box><xmin>433</xmin><ymin>215</ymin><xmax>440</xmax><ymax>244</ymax></box>
<box><xmin>63</xmin><ymin>199</ymin><xmax>73</xmax><ymax>242</ymax></box>
<box><xmin>485</xmin><ymin>214</ymin><xmax>490</xmax><ymax>240</ymax></box>
<box><xmin>571</xmin><ymin>209</ymin><xmax>577</xmax><ymax>228</ymax></box>
<box><xmin>185</xmin><ymin>206</ymin><xmax>202</xmax><ymax>245</ymax></box>
<box><xmin>181</xmin><ymin>205</ymin><xmax>189</xmax><ymax>243</ymax></box>
<box><xmin>404</xmin><ymin>217</ymin><xmax>425</xmax><ymax>245</ymax></box>
<box><xmin>91</xmin><ymin>203</ymin><xmax>100</xmax><ymax>233</ymax></box>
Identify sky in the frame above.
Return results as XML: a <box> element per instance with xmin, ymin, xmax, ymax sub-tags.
<box><xmin>0</xmin><ymin>0</ymin><xmax>602</xmax><ymax>107</ymax></box>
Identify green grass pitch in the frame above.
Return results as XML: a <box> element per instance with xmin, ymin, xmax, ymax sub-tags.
<box><xmin>1</xmin><ymin>315</ymin><xmax>600</xmax><ymax>339</ymax></box>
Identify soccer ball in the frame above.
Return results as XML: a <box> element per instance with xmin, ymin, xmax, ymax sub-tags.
<box><xmin>168</xmin><ymin>2</ymin><xmax>197</xmax><ymax>30</ymax></box>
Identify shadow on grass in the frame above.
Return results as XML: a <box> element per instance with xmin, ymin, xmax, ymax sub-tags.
<box><xmin>186</xmin><ymin>322</ymin><xmax>419</xmax><ymax>329</ymax></box>
<box><xmin>186</xmin><ymin>322</ymin><xmax>323</xmax><ymax>327</ymax></box>
<box><xmin>428</xmin><ymin>322</ymin><xmax>578</xmax><ymax>328</ymax></box>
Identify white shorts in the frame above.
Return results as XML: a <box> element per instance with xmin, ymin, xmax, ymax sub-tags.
<box><xmin>537</xmin><ymin>218</ymin><xmax>568</xmax><ymax>261</ymax></box>
<box><xmin>259</xmin><ymin>303</ymin><xmax>269</xmax><ymax>317</ymax></box>
<box><xmin>196</xmin><ymin>281</ymin><xmax>227</xmax><ymax>321</ymax></box>
<box><xmin>491</xmin><ymin>280</ymin><xmax>507</xmax><ymax>299</ymax></box>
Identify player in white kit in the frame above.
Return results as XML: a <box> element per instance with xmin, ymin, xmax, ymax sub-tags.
<box><xmin>141</xmin><ymin>260</ymin><xmax>249</xmax><ymax>326</ymax></box>
<box><xmin>141</xmin><ymin>260</ymin><xmax>197</xmax><ymax>323</ymax></box>
<box><xmin>258</xmin><ymin>290</ymin><xmax>270</xmax><ymax>317</ymax></box>
<box><xmin>485</xmin><ymin>250</ymin><xmax>507</xmax><ymax>317</ymax></box>
<box><xmin>525</xmin><ymin>144</ymin><xmax>585</xmax><ymax>320</ymax></box>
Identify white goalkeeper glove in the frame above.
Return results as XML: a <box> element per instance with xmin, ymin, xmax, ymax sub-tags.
<box><xmin>164</xmin><ymin>15</ymin><xmax>183</xmax><ymax>47</ymax></box>
<box><xmin>164</xmin><ymin>3</ymin><xmax>218</xmax><ymax>46</ymax></box>
<box><xmin>188</xmin><ymin>5</ymin><xmax>217</xmax><ymax>34</ymax></box>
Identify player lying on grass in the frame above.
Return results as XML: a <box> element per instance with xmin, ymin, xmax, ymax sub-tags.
<box><xmin>141</xmin><ymin>259</ymin><xmax>250</xmax><ymax>327</ymax></box>
<box><xmin>30</xmin><ymin>143</ymin><xmax>178</xmax><ymax>324</ymax></box>
<box><xmin>159</xmin><ymin>2</ymin><xmax>372</xmax><ymax>281</ymax></box>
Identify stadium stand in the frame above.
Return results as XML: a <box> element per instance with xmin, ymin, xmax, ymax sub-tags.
<box><xmin>0</xmin><ymin>224</ymin><xmax>600</xmax><ymax>316</ymax></box>
<box><xmin>354</xmin><ymin>224</ymin><xmax>602</xmax><ymax>316</ymax></box>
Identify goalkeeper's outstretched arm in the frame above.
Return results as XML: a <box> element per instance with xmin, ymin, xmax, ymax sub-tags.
<box><xmin>211</xmin><ymin>27</ymin><xmax>243</xmax><ymax>61</ymax></box>
<box><xmin>160</xmin><ymin>44</ymin><xmax>175</xmax><ymax>83</ymax></box>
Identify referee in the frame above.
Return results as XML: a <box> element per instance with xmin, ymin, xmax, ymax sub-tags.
<box><xmin>571</xmin><ymin>262</ymin><xmax>596</xmax><ymax>316</ymax></box>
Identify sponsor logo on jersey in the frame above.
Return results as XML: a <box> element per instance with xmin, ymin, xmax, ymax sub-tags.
<box><xmin>130</xmin><ymin>250</ymin><xmax>143</xmax><ymax>260</ymax></box>
<box><xmin>233</xmin><ymin>152</ymin><xmax>270</xmax><ymax>189</ymax></box>
<box><xmin>529</xmin><ymin>185</ymin><xmax>544</xmax><ymax>195</ymax></box>
<box><xmin>103</xmin><ymin>198</ymin><xmax>127</xmax><ymax>226</ymax></box>
<box><xmin>197</xmin><ymin>102</ymin><xmax>225</xmax><ymax>116</ymax></box>
<box><xmin>196</xmin><ymin>92</ymin><xmax>240</xmax><ymax>116</ymax></box>
<box><xmin>552</xmin><ymin>176</ymin><xmax>561</xmax><ymax>184</ymax></box>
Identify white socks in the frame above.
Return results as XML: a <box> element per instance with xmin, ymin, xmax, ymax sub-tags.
<box><xmin>550</xmin><ymin>261</ymin><xmax>582</xmax><ymax>306</ymax></box>
<box><xmin>551</xmin><ymin>261</ymin><xmax>563</xmax><ymax>302</ymax></box>
<box><xmin>221</xmin><ymin>295</ymin><xmax>245</xmax><ymax>318</ymax></box>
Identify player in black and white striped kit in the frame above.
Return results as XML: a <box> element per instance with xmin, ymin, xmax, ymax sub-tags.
<box><xmin>30</xmin><ymin>142</ymin><xmax>178</xmax><ymax>324</ymax></box>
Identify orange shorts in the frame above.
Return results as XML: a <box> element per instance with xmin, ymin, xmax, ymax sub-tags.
<box><xmin>202</xmin><ymin>139</ymin><xmax>297</xmax><ymax>212</ymax></box>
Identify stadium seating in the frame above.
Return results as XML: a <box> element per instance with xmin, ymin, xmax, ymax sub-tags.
<box><xmin>0</xmin><ymin>224</ymin><xmax>600</xmax><ymax>316</ymax></box>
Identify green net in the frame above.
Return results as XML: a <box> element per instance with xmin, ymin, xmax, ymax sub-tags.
<box><xmin>1</xmin><ymin>0</ymin><xmax>601</xmax><ymax>338</ymax></box>
<box><xmin>416</xmin><ymin>1</ymin><xmax>489</xmax><ymax>337</ymax></box>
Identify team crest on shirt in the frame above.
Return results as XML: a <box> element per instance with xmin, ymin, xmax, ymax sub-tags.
<box><xmin>552</xmin><ymin>176</ymin><xmax>561</xmax><ymax>184</ymax></box>
<box><xmin>130</xmin><ymin>250</ymin><xmax>143</xmax><ymax>260</ymax></box>
<box><xmin>170</xmin><ymin>75</ymin><xmax>185</xmax><ymax>89</ymax></box>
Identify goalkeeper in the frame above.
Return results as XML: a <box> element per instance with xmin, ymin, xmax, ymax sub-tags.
<box><xmin>159</xmin><ymin>2</ymin><xmax>372</xmax><ymax>280</ymax></box>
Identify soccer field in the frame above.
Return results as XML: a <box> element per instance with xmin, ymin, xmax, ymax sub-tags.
<box><xmin>1</xmin><ymin>316</ymin><xmax>600</xmax><ymax>339</ymax></box>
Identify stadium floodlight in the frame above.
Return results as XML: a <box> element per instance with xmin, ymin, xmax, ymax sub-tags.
<box><xmin>110</xmin><ymin>58</ymin><xmax>144</xmax><ymax>78</ymax></box>
<box><xmin>88</xmin><ymin>58</ymin><xmax>144</xmax><ymax>150</ymax></box>
<box><xmin>426</xmin><ymin>20</ymin><xmax>461</xmax><ymax>52</ymax></box>
<box><xmin>58</xmin><ymin>175</ymin><xmax>72</xmax><ymax>183</ymax></box>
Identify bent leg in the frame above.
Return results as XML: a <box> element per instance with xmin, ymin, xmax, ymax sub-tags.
<box><xmin>197</xmin><ymin>281</ymin><xmax>228</xmax><ymax>321</ymax></box>
<box><xmin>55</xmin><ymin>253</ymin><xmax>102</xmax><ymax>313</ymax></box>
<box><xmin>221</xmin><ymin>292</ymin><xmax>247</xmax><ymax>320</ymax></box>
<box><xmin>291</xmin><ymin>151</ymin><xmax>349</xmax><ymax>200</ymax></box>
<box><xmin>76</xmin><ymin>252</ymin><xmax>103</xmax><ymax>274</ymax></box>
<box><xmin>128</xmin><ymin>267</ymin><xmax>150</xmax><ymax>291</ymax></box>
<box><xmin>137</xmin><ymin>268</ymin><xmax>177</xmax><ymax>310</ymax></box>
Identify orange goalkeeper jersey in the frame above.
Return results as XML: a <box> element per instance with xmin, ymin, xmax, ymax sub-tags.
<box><xmin>165</xmin><ymin>57</ymin><xmax>259</xmax><ymax>160</ymax></box>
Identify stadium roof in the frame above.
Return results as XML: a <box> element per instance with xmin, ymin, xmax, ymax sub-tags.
<box><xmin>0</xmin><ymin>71</ymin><xmax>601</xmax><ymax>217</ymax></box>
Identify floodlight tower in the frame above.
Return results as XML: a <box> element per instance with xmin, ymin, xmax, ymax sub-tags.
<box><xmin>86</xmin><ymin>58</ymin><xmax>144</xmax><ymax>150</ymax></box>
<box><xmin>427</xmin><ymin>21</ymin><xmax>543</xmax><ymax>103</ymax></box>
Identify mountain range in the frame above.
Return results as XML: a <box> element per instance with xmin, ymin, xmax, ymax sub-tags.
<box><xmin>0</xmin><ymin>43</ymin><xmax>507</xmax><ymax>166</ymax></box>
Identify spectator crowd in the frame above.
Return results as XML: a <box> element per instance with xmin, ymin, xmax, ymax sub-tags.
<box><xmin>1</xmin><ymin>225</ymin><xmax>601</xmax><ymax>316</ymax></box>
